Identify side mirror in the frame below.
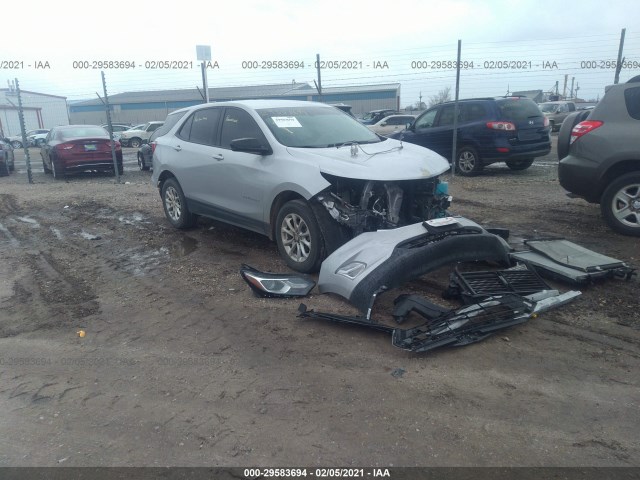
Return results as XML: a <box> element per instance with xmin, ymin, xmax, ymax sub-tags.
<box><xmin>380</xmin><ymin>122</ymin><xmax>387</xmax><ymax>127</ymax></box>
<box><xmin>230</xmin><ymin>137</ymin><xmax>272</xmax><ymax>155</ymax></box>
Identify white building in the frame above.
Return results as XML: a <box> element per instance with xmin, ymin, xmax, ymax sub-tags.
<box><xmin>0</xmin><ymin>88</ymin><xmax>69</xmax><ymax>137</ymax></box>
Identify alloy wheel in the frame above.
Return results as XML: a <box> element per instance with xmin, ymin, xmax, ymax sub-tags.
<box><xmin>611</xmin><ymin>183</ymin><xmax>640</xmax><ymax>229</ymax></box>
<box><xmin>281</xmin><ymin>213</ymin><xmax>311</xmax><ymax>263</ymax></box>
<box><xmin>164</xmin><ymin>186</ymin><xmax>182</xmax><ymax>221</ymax></box>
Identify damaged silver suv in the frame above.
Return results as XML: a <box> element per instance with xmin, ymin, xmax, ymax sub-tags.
<box><xmin>152</xmin><ymin>100</ymin><xmax>451</xmax><ymax>272</ymax></box>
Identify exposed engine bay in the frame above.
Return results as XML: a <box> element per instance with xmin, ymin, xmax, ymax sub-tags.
<box><xmin>315</xmin><ymin>174</ymin><xmax>451</xmax><ymax>235</ymax></box>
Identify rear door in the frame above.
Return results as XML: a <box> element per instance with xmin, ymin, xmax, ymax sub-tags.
<box><xmin>496</xmin><ymin>98</ymin><xmax>548</xmax><ymax>143</ymax></box>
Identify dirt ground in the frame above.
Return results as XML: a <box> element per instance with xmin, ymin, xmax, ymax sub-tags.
<box><xmin>0</xmin><ymin>140</ymin><xmax>638</xmax><ymax>467</ymax></box>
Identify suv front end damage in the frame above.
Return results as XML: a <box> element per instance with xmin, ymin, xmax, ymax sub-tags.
<box><xmin>315</xmin><ymin>175</ymin><xmax>451</xmax><ymax>237</ymax></box>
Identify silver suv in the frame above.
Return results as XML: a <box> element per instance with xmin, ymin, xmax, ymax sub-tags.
<box><xmin>152</xmin><ymin>100</ymin><xmax>452</xmax><ymax>272</ymax></box>
<box><xmin>558</xmin><ymin>76</ymin><xmax>640</xmax><ymax>236</ymax></box>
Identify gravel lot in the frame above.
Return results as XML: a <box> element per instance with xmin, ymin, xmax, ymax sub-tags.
<box><xmin>0</xmin><ymin>142</ymin><xmax>638</xmax><ymax>467</ymax></box>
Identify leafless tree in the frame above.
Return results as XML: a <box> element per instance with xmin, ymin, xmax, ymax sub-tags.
<box><xmin>428</xmin><ymin>87</ymin><xmax>452</xmax><ymax>108</ymax></box>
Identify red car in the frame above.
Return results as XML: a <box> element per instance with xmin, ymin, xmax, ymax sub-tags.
<box><xmin>40</xmin><ymin>125</ymin><xmax>123</xmax><ymax>179</ymax></box>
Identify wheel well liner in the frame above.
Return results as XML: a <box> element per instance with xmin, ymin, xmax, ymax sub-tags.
<box><xmin>599</xmin><ymin>160</ymin><xmax>640</xmax><ymax>199</ymax></box>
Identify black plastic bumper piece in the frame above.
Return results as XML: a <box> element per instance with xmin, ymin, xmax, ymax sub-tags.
<box><xmin>298</xmin><ymin>294</ymin><xmax>532</xmax><ymax>354</ymax></box>
<box><xmin>349</xmin><ymin>232</ymin><xmax>511</xmax><ymax>312</ymax></box>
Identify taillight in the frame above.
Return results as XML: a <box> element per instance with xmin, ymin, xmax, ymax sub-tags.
<box><xmin>486</xmin><ymin>121</ymin><xmax>516</xmax><ymax>131</ymax></box>
<box><xmin>570</xmin><ymin>121</ymin><xmax>603</xmax><ymax>144</ymax></box>
<box><xmin>114</xmin><ymin>141</ymin><xmax>122</xmax><ymax>151</ymax></box>
<box><xmin>543</xmin><ymin>117</ymin><xmax>550</xmax><ymax>127</ymax></box>
<box><xmin>55</xmin><ymin>143</ymin><xmax>75</xmax><ymax>151</ymax></box>
<box><xmin>151</xmin><ymin>142</ymin><xmax>157</xmax><ymax>154</ymax></box>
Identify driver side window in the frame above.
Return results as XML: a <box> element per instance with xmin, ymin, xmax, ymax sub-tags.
<box><xmin>220</xmin><ymin>108</ymin><xmax>269</xmax><ymax>150</ymax></box>
<box><xmin>415</xmin><ymin>108</ymin><xmax>438</xmax><ymax>129</ymax></box>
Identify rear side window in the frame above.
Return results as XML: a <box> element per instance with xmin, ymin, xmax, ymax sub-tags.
<box><xmin>150</xmin><ymin>111</ymin><xmax>188</xmax><ymax>141</ymax></box>
<box><xmin>496</xmin><ymin>98</ymin><xmax>542</xmax><ymax>121</ymax></box>
<box><xmin>461</xmin><ymin>103</ymin><xmax>488</xmax><ymax>122</ymax></box>
<box><xmin>624</xmin><ymin>87</ymin><xmax>640</xmax><ymax>120</ymax></box>
<box><xmin>178</xmin><ymin>108</ymin><xmax>222</xmax><ymax>145</ymax></box>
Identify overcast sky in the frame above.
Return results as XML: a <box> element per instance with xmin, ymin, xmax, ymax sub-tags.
<box><xmin>2</xmin><ymin>0</ymin><xmax>639</xmax><ymax>106</ymax></box>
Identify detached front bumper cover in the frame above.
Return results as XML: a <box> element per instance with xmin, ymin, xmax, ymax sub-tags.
<box><xmin>318</xmin><ymin>217</ymin><xmax>511</xmax><ymax>312</ymax></box>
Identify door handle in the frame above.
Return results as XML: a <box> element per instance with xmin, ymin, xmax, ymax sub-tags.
<box><xmin>212</xmin><ymin>153</ymin><xmax>224</xmax><ymax>161</ymax></box>
<box><xmin>173</xmin><ymin>145</ymin><xmax>182</xmax><ymax>152</ymax></box>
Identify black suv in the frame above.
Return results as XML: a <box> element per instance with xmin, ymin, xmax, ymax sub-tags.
<box><xmin>392</xmin><ymin>97</ymin><xmax>551</xmax><ymax>176</ymax></box>
<box><xmin>558</xmin><ymin>76</ymin><xmax>640</xmax><ymax>236</ymax></box>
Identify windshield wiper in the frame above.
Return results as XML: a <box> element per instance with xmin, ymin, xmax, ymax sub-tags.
<box><xmin>328</xmin><ymin>140</ymin><xmax>381</xmax><ymax>148</ymax></box>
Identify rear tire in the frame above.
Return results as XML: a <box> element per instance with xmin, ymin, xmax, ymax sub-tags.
<box><xmin>600</xmin><ymin>172</ymin><xmax>640</xmax><ymax>237</ymax></box>
<box><xmin>11</xmin><ymin>141</ymin><xmax>22</xmax><ymax>149</ymax></box>
<box><xmin>138</xmin><ymin>153</ymin><xmax>149</xmax><ymax>171</ymax></box>
<box><xmin>129</xmin><ymin>138</ymin><xmax>142</xmax><ymax>148</ymax></box>
<box><xmin>161</xmin><ymin>178</ymin><xmax>196</xmax><ymax>229</ymax></box>
<box><xmin>506</xmin><ymin>158</ymin><xmax>534</xmax><ymax>171</ymax></box>
<box><xmin>455</xmin><ymin>146</ymin><xmax>483</xmax><ymax>176</ymax></box>
<box><xmin>42</xmin><ymin>159</ymin><xmax>51</xmax><ymax>174</ymax></box>
<box><xmin>51</xmin><ymin>159</ymin><xmax>64</xmax><ymax>180</ymax></box>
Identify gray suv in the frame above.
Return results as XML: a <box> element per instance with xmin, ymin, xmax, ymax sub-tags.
<box><xmin>558</xmin><ymin>76</ymin><xmax>640</xmax><ymax>236</ymax></box>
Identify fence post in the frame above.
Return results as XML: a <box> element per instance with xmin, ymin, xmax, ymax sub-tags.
<box><xmin>101</xmin><ymin>71</ymin><xmax>120</xmax><ymax>183</ymax></box>
<box><xmin>15</xmin><ymin>79</ymin><xmax>33</xmax><ymax>184</ymax></box>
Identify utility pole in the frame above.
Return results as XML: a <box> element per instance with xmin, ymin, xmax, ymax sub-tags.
<box><xmin>196</xmin><ymin>45</ymin><xmax>212</xmax><ymax>103</ymax></box>
<box><xmin>451</xmin><ymin>39</ymin><xmax>462</xmax><ymax>178</ymax></box>
<box><xmin>614</xmin><ymin>28</ymin><xmax>626</xmax><ymax>84</ymax></box>
<box><xmin>570</xmin><ymin>77</ymin><xmax>575</xmax><ymax>99</ymax></box>
<box><xmin>419</xmin><ymin>91</ymin><xmax>422</xmax><ymax>109</ymax></box>
<box><xmin>314</xmin><ymin>54</ymin><xmax>322</xmax><ymax>101</ymax></box>
<box><xmin>562</xmin><ymin>74</ymin><xmax>568</xmax><ymax>99</ymax></box>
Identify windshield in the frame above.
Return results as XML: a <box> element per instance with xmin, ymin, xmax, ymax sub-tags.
<box><xmin>539</xmin><ymin>103</ymin><xmax>559</xmax><ymax>113</ymax></box>
<box><xmin>257</xmin><ymin>106</ymin><xmax>382</xmax><ymax>148</ymax></box>
<box><xmin>496</xmin><ymin>98</ymin><xmax>544</xmax><ymax>120</ymax></box>
<box><xmin>129</xmin><ymin>124</ymin><xmax>145</xmax><ymax>131</ymax></box>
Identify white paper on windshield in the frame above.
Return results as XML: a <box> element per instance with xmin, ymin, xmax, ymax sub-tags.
<box><xmin>272</xmin><ymin>116</ymin><xmax>302</xmax><ymax>128</ymax></box>
<box><xmin>425</xmin><ymin>217</ymin><xmax>458</xmax><ymax>227</ymax></box>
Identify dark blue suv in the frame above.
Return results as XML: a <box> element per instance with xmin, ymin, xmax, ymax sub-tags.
<box><xmin>392</xmin><ymin>97</ymin><xmax>551</xmax><ymax>176</ymax></box>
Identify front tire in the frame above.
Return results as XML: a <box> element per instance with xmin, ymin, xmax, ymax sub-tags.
<box><xmin>161</xmin><ymin>178</ymin><xmax>196</xmax><ymax>229</ymax></box>
<box><xmin>42</xmin><ymin>158</ymin><xmax>51</xmax><ymax>174</ymax></box>
<box><xmin>455</xmin><ymin>146</ymin><xmax>483</xmax><ymax>176</ymax></box>
<box><xmin>129</xmin><ymin>138</ymin><xmax>142</xmax><ymax>149</ymax></box>
<box><xmin>11</xmin><ymin>141</ymin><xmax>22</xmax><ymax>149</ymax></box>
<box><xmin>506</xmin><ymin>158</ymin><xmax>534</xmax><ymax>171</ymax></box>
<box><xmin>276</xmin><ymin>199</ymin><xmax>324</xmax><ymax>273</ymax></box>
<box><xmin>600</xmin><ymin>172</ymin><xmax>640</xmax><ymax>237</ymax></box>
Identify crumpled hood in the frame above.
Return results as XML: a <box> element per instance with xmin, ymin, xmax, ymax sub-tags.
<box><xmin>286</xmin><ymin>139</ymin><xmax>449</xmax><ymax>181</ymax></box>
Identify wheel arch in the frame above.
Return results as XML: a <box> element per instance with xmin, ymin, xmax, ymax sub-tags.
<box><xmin>268</xmin><ymin>190</ymin><xmax>307</xmax><ymax>240</ymax></box>
<box><xmin>156</xmin><ymin>170</ymin><xmax>177</xmax><ymax>196</ymax></box>
<box><xmin>598</xmin><ymin>159</ymin><xmax>640</xmax><ymax>201</ymax></box>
